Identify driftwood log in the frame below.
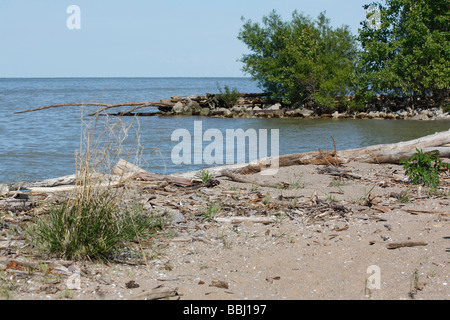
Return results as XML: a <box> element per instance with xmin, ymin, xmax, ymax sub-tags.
<box><xmin>221</xmin><ymin>170</ymin><xmax>289</xmax><ymax>188</ymax></box>
<box><xmin>233</xmin><ymin>129</ymin><xmax>450</xmax><ymax>173</ymax></box>
<box><xmin>16</xmin><ymin>130</ymin><xmax>450</xmax><ymax>194</ymax></box>
<box><xmin>24</xmin><ymin>159</ymin><xmax>198</xmax><ymax>194</ymax></box>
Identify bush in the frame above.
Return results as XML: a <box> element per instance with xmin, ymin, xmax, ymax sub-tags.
<box><xmin>216</xmin><ymin>84</ymin><xmax>240</xmax><ymax>108</ymax></box>
<box><xmin>400</xmin><ymin>148</ymin><xmax>450</xmax><ymax>190</ymax></box>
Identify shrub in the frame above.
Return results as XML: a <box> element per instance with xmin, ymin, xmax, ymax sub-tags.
<box><xmin>400</xmin><ymin>148</ymin><xmax>450</xmax><ymax>189</ymax></box>
<box><xmin>216</xmin><ymin>84</ymin><xmax>240</xmax><ymax>108</ymax></box>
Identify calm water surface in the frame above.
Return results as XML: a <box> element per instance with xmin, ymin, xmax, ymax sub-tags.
<box><xmin>0</xmin><ymin>78</ymin><xmax>449</xmax><ymax>183</ymax></box>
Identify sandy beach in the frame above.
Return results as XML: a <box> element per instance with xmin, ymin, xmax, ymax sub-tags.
<box><xmin>1</xmin><ymin>159</ymin><xmax>449</xmax><ymax>300</ymax></box>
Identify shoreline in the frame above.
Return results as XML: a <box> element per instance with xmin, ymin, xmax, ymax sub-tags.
<box><xmin>152</xmin><ymin>93</ymin><xmax>450</xmax><ymax>121</ymax></box>
<box><xmin>16</xmin><ymin>92</ymin><xmax>450</xmax><ymax>121</ymax></box>
<box><xmin>1</xmin><ymin>129</ymin><xmax>449</xmax><ymax>301</ymax></box>
<box><xmin>1</xmin><ymin>161</ymin><xmax>449</xmax><ymax>300</ymax></box>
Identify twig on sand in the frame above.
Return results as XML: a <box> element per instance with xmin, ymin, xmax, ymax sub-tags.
<box><xmin>386</xmin><ymin>241</ymin><xmax>428</xmax><ymax>249</ymax></box>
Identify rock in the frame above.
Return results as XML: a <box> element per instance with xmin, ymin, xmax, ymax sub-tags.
<box><xmin>0</xmin><ymin>184</ymin><xmax>9</xmax><ymax>197</ymax></box>
<box><xmin>431</xmin><ymin>107</ymin><xmax>443</xmax><ymax>117</ymax></box>
<box><xmin>172</xmin><ymin>101</ymin><xmax>185</xmax><ymax>114</ymax></box>
<box><xmin>368</xmin><ymin>111</ymin><xmax>379</xmax><ymax>118</ymax></box>
<box><xmin>267</xmin><ymin>103</ymin><xmax>281</xmax><ymax>111</ymax></box>
<box><xmin>231</xmin><ymin>105</ymin><xmax>246</xmax><ymax>113</ymax></box>
<box><xmin>395</xmin><ymin>109</ymin><xmax>409</xmax><ymax>119</ymax></box>
<box><xmin>182</xmin><ymin>105</ymin><xmax>193</xmax><ymax>116</ymax></box>
<box><xmin>125</xmin><ymin>280</ymin><xmax>140</xmax><ymax>289</ymax></box>
<box><xmin>253</xmin><ymin>106</ymin><xmax>262</xmax><ymax>111</ymax></box>
<box><xmin>210</xmin><ymin>108</ymin><xmax>231</xmax><ymax>117</ymax></box>
<box><xmin>355</xmin><ymin>112</ymin><xmax>369</xmax><ymax>119</ymax></box>
<box><xmin>297</xmin><ymin>108</ymin><xmax>314</xmax><ymax>118</ymax></box>
<box><xmin>186</xmin><ymin>99</ymin><xmax>201</xmax><ymax>115</ymax></box>
<box><xmin>410</xmin><ymin>113</ymin><xmax>429</xmax><ymax>120</ymax></box>
<box><xmin>199</xmin><ymin>108</ymin><xmax>210</xmax><ymax>116</ymax></box>
<box><xmin>332</xmin><ymin>111</ymin><xmax>349</xmax><ymax>119</ymax></box>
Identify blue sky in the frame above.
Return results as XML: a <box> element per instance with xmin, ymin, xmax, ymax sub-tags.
<box><xmin>0</xmin><ymin>0</ymin><xmax>370</xmax><ymax>77</ymax></box>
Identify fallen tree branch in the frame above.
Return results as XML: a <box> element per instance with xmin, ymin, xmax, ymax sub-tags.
<box><xmin>386</xmin><ymin>241</ymin><xmax>428</xmax><ymax>249</ymax></box>
<box><xmin>14</xmin><ymin>101</ymin><xmax>175</xmax><ymax>116</ymax></box>
<box><xmin>405</xmin><ymin>209</ymin><xmax>450</xmax><ymax>216</ymax></box>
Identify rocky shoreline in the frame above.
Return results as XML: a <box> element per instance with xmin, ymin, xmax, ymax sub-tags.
<box><xmin>155</xmin><ymin>93</ymin><xmax>450</xmax><ymax>121</ymax></box>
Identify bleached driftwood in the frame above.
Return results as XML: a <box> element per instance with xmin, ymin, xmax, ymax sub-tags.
<box><xmin>26</xmin><ymin>159</ymin><xmax>196</xmax><ymax>194</ymax></box>
<box><xmin>236</xmin><ymin>129</ymin><xmax>450</xmax><ymax>172</ymax></box>
<box><xmin>21</xmin><ymin>130</ymin><xmax>450</xmax><ymax>194</ymax></box>
<box><xmin>214</xmin><ymin>216</ymin><xmax>277</xmax><ymax>224</ymax></box>
<box><xmin>221</xmin><ymin>170</ymin><xmax>289</xmax><ymax>188</ymax></box>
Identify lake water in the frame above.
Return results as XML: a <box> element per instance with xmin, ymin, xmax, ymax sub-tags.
<box><xmin>1</xmin><ymin>77</ymin><xmax>449</xmax><ymax>183</ymax></box>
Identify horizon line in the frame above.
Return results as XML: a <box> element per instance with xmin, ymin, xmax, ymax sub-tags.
<box><xmin>0</xmin><ymin>76</ymin><xmax>252</xmax><ymax>79</ymax></box>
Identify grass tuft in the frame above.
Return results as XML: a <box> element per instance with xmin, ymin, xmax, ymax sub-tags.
<box><xmin>26</xmin><ymin>113</ymin><xmax>164</xmax><ymax>261</ymax></box>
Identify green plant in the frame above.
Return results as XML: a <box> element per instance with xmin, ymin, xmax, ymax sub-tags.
<box><xmin>409</xmin><ymin>269</ymin><xmax>421</xmax><ymax>299</ymax></box>
<box><xmin>202</xmin><ymin>203</ymin><xmax>221</xmax><ymax>222</ymax></box>
<box><xmin>201</xmin><ymin>169</ymin><xmax>213</xmax><ymax>183</ymax></box>
<box><xmin>330</xmin><ymin>178</ymin><xmax>346</xmax><ymax>188</ymax></box>
<box><xmin>28</xmin><ymin>197</ymin><xmax>162</xmax><ymax>261</ymax></box>
<box><xmin>288</xmin><ymin>198</ymin><xmax>298</xmax><ymax>209</ymax></box>
<box><xmin>396</xmin><ymin>190</ymin><xmax>411</xmax><ymax>203</ymax></box>
<box><xmin>290</xmin><ymin>174</ymin><xmax>306</xmax><ymax>189</ymax></box>
<box><xmin>325</xmin><ymin>194</ymin><xmax>338</xmax><ymax>203</ymax></box>
<box><xmin>0</xmin><ymin>271</ymin><xmax>16</xmax><ymax>300</ymax></box>
<box><xmin>262</xmin><ymin>193</ymin><xmax>272</xmax><ymax>205</ymax></box>
<box><xmin>27</xmin><ymin>115</ymin><xmax>164</xmax><ymax>261</ymax></box>
<box><xmin>216</xmin><ymin>84</ymin><xmax>240</xmax><ymax>108</ymax></box>
<box><xmin>400</xmin><ymin>148</ymin><xmax>450</xmax><ymax>189</ymax></box>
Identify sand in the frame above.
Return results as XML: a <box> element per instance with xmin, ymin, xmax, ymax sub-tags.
<box><xmin>1</xmin><ymin>161</ymin><xmax>449</xmax><ymax>300</ymax></box>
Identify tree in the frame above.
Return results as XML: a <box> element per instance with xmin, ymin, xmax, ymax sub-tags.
<box><xmin>238</xmin><ymin>10</ymin><xmax>358</xmax><ymax>109</ymax></box>
<box><xmin>357</xmin><ymin>0</ymin><xmax>450</xmax><ymax>108</ymax></box>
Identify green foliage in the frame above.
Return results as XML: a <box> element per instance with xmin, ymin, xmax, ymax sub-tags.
<box><xmin>201</xmin><ymin>169</ymin><xmax>213</xmax><ymax>183</ymax></box>
<box><xmin>400</xmin><ymin>148</ymin><xmax>450</xmax><ymax>189</ymax></box>
<box><xmin>262</xmin><ymin>193</ymin><xmax>272</xmax><ymax>205</ymax></box>
<box><xmin>357</xmin><ymin>0</ymin><xmax>450</xmax><ymax>107</ymax></box>
<box><xmin>216</xmin><ymin>84</ymin><xmax>241</xmax><ymax>108</ymax></box>
<box><xmin>396</xmin><ymin>189</ymin><xmax>411</xmax><ymax>203</ymax></box>
<box><xmin>27</xmin><ymin>196</ymin><xmax>164</xmax><ymax>261</ymax></box>
<box><xmin>238</xmin><ymin>10</ymin><xmax>358</xmax><ymax>108</ymax></box>
<box><xmin>202</xmin><ymin>203</ymin><xmax>221</xmax><ymax>222</ymax></box>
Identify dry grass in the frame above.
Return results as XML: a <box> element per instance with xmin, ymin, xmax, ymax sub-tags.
<box><xmin>27</xmin><ymin>112</ymin><xmax>164</xmax><ymax>261</ymax></box>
